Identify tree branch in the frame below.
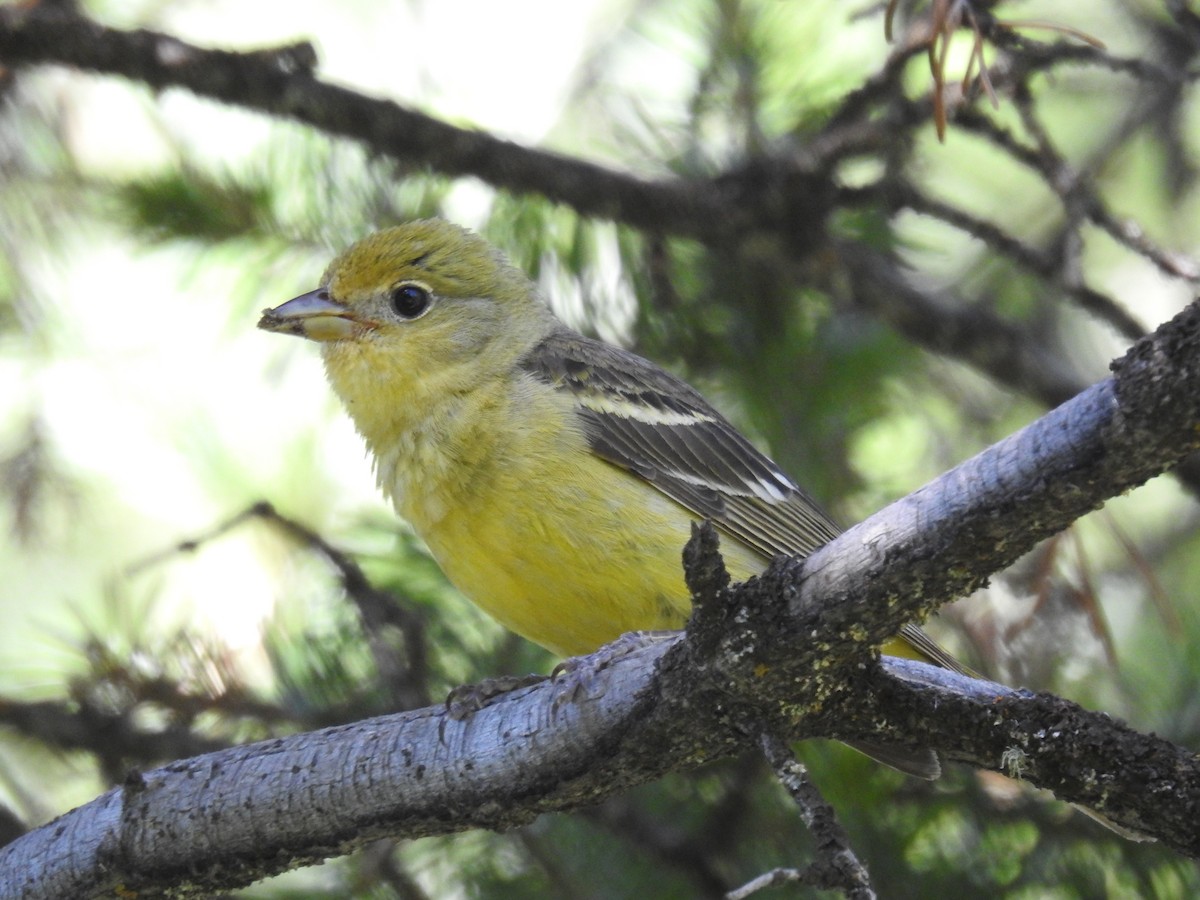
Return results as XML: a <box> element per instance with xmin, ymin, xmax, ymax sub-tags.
<box><xmin>0</xmin><ymin>7</ymin><xmax>726</xmax><ymax>241</ymax></box>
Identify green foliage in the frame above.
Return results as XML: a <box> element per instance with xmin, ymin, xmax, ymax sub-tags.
<box><xmin>115</xmin><ymin>169</ymin><xmax>272</xmax><ymax>243</ymax></box>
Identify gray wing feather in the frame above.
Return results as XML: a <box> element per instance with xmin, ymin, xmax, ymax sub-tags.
<box><xmin>521</xmin><ymin>329</ymin><xmax>840</xmax><ymax>558</ymax></box>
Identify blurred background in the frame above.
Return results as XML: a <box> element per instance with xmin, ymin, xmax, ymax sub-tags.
<box><xmin>2</xmin><ymin>0</ymin><xmax>1199</xmax><ymax>895</ymax></box>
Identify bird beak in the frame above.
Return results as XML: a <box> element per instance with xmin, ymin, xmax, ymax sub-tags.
<box><xmin>257</xmin><ymin>289</ymin><xmax>363</xmax><ymax>342</ymax></box>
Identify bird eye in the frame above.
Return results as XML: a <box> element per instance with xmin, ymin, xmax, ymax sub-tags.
<box><xmin>388</xmin><ymin>283</ymin><xmax>431</xmax><ymax>319</ymax></box>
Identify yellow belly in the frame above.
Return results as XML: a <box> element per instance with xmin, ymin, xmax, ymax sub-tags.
<box><xmin>414</xmin><ymin>447</ymin><xmax>762</xmax><ymax>656</ymax></box>
<box><xmin>413</xmin><ymin>452</ymin><xmax>928</xmax><ymax>663</ymax></box>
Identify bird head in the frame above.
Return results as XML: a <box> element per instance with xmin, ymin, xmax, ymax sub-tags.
<box><xmin>258</xmin><ymin>219</ymin><xmax>564</xmax><ymax>456</ymax></box>
<box><xmin>259</xmin><ymin>219</ymin><xmax>544</xmax><ymax>344</ymax></box>
<box><xmin>259</xmin><ymin>220</ymin><xmax>557</xmax><ymax>399</ymax></box>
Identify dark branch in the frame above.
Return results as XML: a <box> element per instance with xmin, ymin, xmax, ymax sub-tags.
<box><xmin>0</xmin><ymin>7</ymin><xmax>721</xmax><ymax>241</ymax></box>
<box><xmin>131</xmin><ymin>502</ymin><xmax>432</xmax><ymax>711</ymax></box>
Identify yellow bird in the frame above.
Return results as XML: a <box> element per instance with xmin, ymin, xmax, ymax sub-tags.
<box><xmin>258</xmin><ymin>219</ymin><xmax>963</xmax><ymax>777</ymax></box>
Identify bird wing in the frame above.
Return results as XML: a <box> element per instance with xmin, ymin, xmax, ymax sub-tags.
<box><xmin>520</xmin><ymin>328</ymin><xmax>962</xmax><ymax>672</ymax></box>
<box><xmin>521</xmin><ymin>329</ymin><xmax>840</xmax><ymax>560</ymax></box>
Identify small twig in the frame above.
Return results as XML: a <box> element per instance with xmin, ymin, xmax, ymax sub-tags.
<box><xmin>906</xmin><ymin>160</ymin><xmax>1145</xmax><ymax>341</ymax></box>
<box><xmin>957</xmin><ymin>106</ymin><xmax>1200</xmax><ymax>302</ymax></box>
<box><xmin>997</xmin><ymin>30</ymin><xmax>1173</xmax><ymax>83</ymax></box>
<box><xmin>128</xmin><ymin>501</ymin><xmax>431</xmax><ymax>710</ymax></box>
<box><xmin>1068</xmin><ymin>528</ymin><xmax>1118</xmax><ymax>667</ymax></box>
<box><xmin>1013</xmin><ymin>90</ymin><xmax>1200</xmax><ymax>313</ymax></box>
<box><xmin>1103</xmin><ymin>511</ymin><xmax>1182</xmax><ymax>633</ymax></box>
<box><xmin>124</xmin><ymin>503</ymin><xmax>266</xmax><ymax>575</ymax></box>
<box><xmin>737</xmin><ymin>733</ymin><xmax>875</xmax><ymax>900</ymax></box>
<box><xmin>726</xmin><ymin>867</ymin><xmax>808</xmax><ymax>900</ymax></box>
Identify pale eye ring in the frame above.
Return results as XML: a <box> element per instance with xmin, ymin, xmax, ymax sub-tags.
<box><xmin>389</xmin><ymin>283</ymin><xmax>431</xmax><ymax>319</ymax></box>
